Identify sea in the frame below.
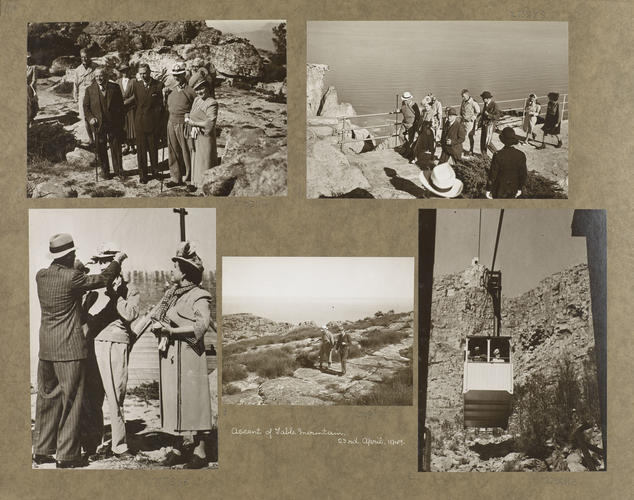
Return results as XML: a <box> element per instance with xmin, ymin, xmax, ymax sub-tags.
<box><xmin>222</xmin><ymin>297</ymin><xmax>413</xmax><ymax>326</ymax></box>
<box><xmin>307</xmin><ymin>21</ymin><xmax>568</xmax><ymax>119</ymax></box>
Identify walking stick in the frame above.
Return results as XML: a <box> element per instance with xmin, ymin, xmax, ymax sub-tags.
<box><xmin>160</xmin><ymin>137</ymin><xmax>164</xmax><ymax>193</ymax></box>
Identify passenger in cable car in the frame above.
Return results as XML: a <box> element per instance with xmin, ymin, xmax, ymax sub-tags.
<box><xmin>491</xmin><ymin>348</ymin><xmax>505</xmax><ymax>363</ymax></box>
<box><xmin>470</xmin><ymin>345</ymin><xmax>486</xmax><ymax>362</ymax></box>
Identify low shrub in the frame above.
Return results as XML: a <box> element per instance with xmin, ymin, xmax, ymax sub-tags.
<box><xmin>348</xmin><ymin>366</ymin><xmax>412</xmax><ymax>406</ymax></box>
<box><xmin>235</xmin><ymin>348</ymin><xmax>297</xmax><ymax>379</ymax></box>
<box><xmin>27</xmin><ymin>122</ymin><xmax>76</xmax><ymax>163</ymax></box>
<box><xmin>84</xmin><ymin>186</ymin><xmax>125</xmax><ymax>197</ymax></box>
<box><xmin>222</xmin><ymin>361</ymin><xmax>248</xmax><ymax>383</ymax></box>
<box><xmin>358</xmin><ymin>330</ymin><xmax>409</xmax><ymax>350</ymax></box>
<box><xmin>128</xmin><ymin>381</ymin><xmax>159</xmax><ymax>401</ymax></box>
<box><xmin>223</xmin><ymin>383</ymin><xmax>242</xmax><ymax>395</ymax></box>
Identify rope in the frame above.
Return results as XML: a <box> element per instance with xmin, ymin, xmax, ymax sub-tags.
<box><xmin>491</xmin><ymin>209</ymin><xmax>505</xmax><ymax>271</ymax></box>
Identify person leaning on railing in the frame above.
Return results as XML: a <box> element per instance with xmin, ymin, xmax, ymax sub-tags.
<box><xmin>400</xmin><ymin>92</ymin><xmax>420</xmax><ymax>158</ymax></box>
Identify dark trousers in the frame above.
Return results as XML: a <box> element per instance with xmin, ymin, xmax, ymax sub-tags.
<box><xmin>136</xmin><ymin>130</ymin><xmax>160</xmax><ymax>180</ymax></box>
<box><xmin>94</xmin><ymin>128</ymin><xmax>122</xmax><ymax>177</ymax></box>
<box><xmin>480</xmin><ymin>122</ymin><xmax>498</xmax><ymax>157</ymax></box>
<box><xmin>439</xmin><ymin>146</ymin><xmax>461</xmax><ymax>164</ymax></box>
<box><xmin>80</xmin><ymin>340</ymin><xmax>104</xmax><ymax>455</ymax></box>
<box><xmin>33</xmin><ymin>359</ymin><xmax>85</xmax><ymax>462</ymax></box>
<box><xmin>339</xmin><ymin>346</ymin><xmax>349</xmax><ymax>374</ymax></box>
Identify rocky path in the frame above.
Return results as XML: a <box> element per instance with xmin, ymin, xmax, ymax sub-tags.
<box><xmin>223</xmin><ymin>337</ymin><xmax>412</xmax><ymax>406</ymax></box>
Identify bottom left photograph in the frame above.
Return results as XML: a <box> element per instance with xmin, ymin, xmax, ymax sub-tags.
<box><xmin>28</xmin><ymin>208</ymin><xmax>217</xmax><ymax>470</ymax></box>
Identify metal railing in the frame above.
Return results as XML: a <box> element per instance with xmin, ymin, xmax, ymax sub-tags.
<box><xmin>336</xmin><ymin>93</ymin><xmax>568</xmax><ymax>150</ymax></box>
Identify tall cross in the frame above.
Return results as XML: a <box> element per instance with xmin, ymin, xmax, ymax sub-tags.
<box><xmin>173</xmin><ymin>208</ymin><xmax>188</xmax><ymax>241</ymax></box>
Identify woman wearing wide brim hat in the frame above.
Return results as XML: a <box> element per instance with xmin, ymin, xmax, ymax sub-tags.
<box><xmin>419</xmin><ymin>161</ymin><xmax>463</xmax><ymax>198</ymax></box>
<box><xmin>486</xmin><ymin>127</ymin><xmax>528</xmax><ymax>199</ymax></box>
<box><xmin>538</xmin><ymin>92</ymin><xmax>563</xmax><ymax>149</ymax></box>
<box><xmin>151</xmin><ymin>241</ymin><xmax>215</xmax><ymax>469</ymax></box>
<box><xmin>184</xmin><ymin>76</ymin><xmax>219</xmax><ymax>190</ymax></box>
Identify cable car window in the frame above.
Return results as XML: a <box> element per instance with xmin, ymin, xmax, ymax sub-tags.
<box><xmin>468</xmin><ymin>338</ymin><xmax>487</xmax><ymax>362</ymax></box>
<box><xmin>489</xmin><ymin>338</ymin><xmax>510</xmax><ymax>363</ymax></box>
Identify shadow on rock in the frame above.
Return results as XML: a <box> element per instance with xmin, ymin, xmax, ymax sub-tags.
<box><xmin>384</xmin><ymin>168</ymin><xmax>429</xmax><ymax>198</ymax></box>
<box><xmin>319</xmin><ymin>188</ymin><xmax>375</xmax><ymax>199</ymax></box>
<box><xmin>470</xmin><ymin>437</ymin><xmax>516</xmax><ymax>460</ymax></box>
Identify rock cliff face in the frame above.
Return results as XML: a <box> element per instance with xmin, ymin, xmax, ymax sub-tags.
<box><xmin>426</xmin><ymin>262</ymin><xmax>601</xmax><ymax>471</ymax></box>
<box><xmin>222</xmin><ymin>311</ymin><xmax>413</xmax><ymax>405</ymax></box>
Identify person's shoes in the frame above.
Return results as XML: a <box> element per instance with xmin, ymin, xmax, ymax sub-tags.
<box><xmin>87</xmin><ymin>448</ymin><xmax>113</xmax><ymax>463</ymax></box>
<box><xmin>183</xmin><ymin>455</ymin><xmax>208</xmax><ymax>469</ymax></box>
<box><xmin>186</xmin><ymin>184</ymin><xmax>197</xmax><ymax>192</ymax></box>
<box><xmin>113</xmin><ymin>450</ymin><xmax>136</xmax><ymax>460</ymax></box>
<box><xmin>536</xmin><ymin>144</ymin><xmax>546</xmax><ymax>150</ymax></box>
<box><xmin>32</xmin><ymin>454</ymin><xmax>55</xmax><ymax>465</ymax></box>
<box><xmin>165</xmin><ymin>181</ymin><xmax>182</xmax><ymax>188</ymax></box>
<box><xmin>555</xmin><ymin>141</ymin><xmax>563</xmax><ymax>148</ymax></box>
<box><xmin>532</xmin><ymin>132</ymin><xmax>537</xmax><ymax>140</ymax></box>
<box><xmin>161</xmin><ymin>450</ymin><xmax>185</xmax><ymax>467</ymax></box>
<box><xmin>102</xmin><ymin>173</ymin><xmax>112</xmax><ymax>180</ymax></box>
<box><xmin>139</xmin><ymin>177</ymin><xmax>148</xmax><ymax>184</ymax></box>
<box><xmin>56</xmin><ymin>457</ymin><xmax>88</xmax><ymax>469</ymax></box>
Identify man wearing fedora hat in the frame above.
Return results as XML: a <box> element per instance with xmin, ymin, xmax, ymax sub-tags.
<box><xmin>400</xmin><ymin>92</ymin><xmax>420</xmax><ymax>158</ymax></box>
<box><xmin>439</xmin><ymin>108</ymin><xmax>466</xmax><ymax>164</ymax></box>
<box><xmin>478</xmin><ymin>91</ymin><xmax>501</xmax><ymax>158</ymax></box>
<box><xmin>82</xmin><ymin>242</ymin><xmax>139</xmax><ymax>461</ymax></box>
<box><xmin>33</xmin><ymin>234</ymin><xmax>126</xmax><ymax>468</ymax></box>
<box><xmin>164</xmin><ymin>62</ymin><xmax>196</xmax><ymax>189</ymax></box>
<box><xmin>486</xmin><ymin>127</ymin><xmax>527</xmax><ymax>199</ymax></box>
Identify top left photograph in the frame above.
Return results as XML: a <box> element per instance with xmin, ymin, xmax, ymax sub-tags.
<box><xmin>26</xmin><ymin>20</ymin><xmax>287</xmax><ymax>198</ymax></box>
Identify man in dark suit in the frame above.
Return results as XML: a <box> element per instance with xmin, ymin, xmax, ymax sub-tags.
<box><xmin>133</xmin><ymin>63</ymin><xmax>165</xmax><ymax>183</ymax></box>
<box><xmin>32</xmin><ymin>233</ymin><xmax>126</xmax><ymax>468</ymax></box>
<box><xmin>479</xmin><ymin>91</ymin><xmax>502</xmax><ymax>158</ymax></box>
<box><xmin>439</xmin><ymin>108</ymin><xmax>466</xmax><ymax>164</ymax></box>
<box><xmin>83</xmin><ymin>67</ymin><xmax>125</xmax><ymax>179</ymax></box>
<box><xmin>486</xmin><ymin>127</ymin><xmax>528</xmax><ymax>199</ymax></box>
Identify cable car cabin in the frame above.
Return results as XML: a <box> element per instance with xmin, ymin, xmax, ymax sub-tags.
<box><xmin>463</xmin><ymin>336</ymin><xmax>513</xmax><ymax>429</ymax></box>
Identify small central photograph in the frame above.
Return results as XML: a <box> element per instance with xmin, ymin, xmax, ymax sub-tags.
<box><xmin>221</xmin><ymin>257</ymin><xmax>414</xmax><ymax>406</ymax></box>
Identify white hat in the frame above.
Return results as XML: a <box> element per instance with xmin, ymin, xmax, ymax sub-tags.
<box><xmin>49</xmin><ymin>233</ymin><xmax>77</xmax><ymax>259</ymax></box>
<box><xmin>402</xmin><ymin>91</ymin><xmax>413</xmax><ymax>100</ymax></box>
<box><xmin>419</xmin><ymin>162</ymin><xmax>463</xmax><ymax>198</ymax></box>
<box><xmin>92</xmin><ymin>241</ymin><xmax>120</xmax><ymax>260</ymax></box>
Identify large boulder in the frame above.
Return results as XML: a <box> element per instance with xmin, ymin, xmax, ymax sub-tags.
<box><xmin>306</xmin><ymin>140</ymin><xmax>371</xmax><ymax>198</ymax></box>
<box><xmin>306</xmin><ymin>63</ymin><xmax>329</xmax><ymax>117</ymax></box>
<box><xmin>191</xmin><ymin>27</ymin><xmax>223</xmax><ymax>46</ymax></box>
<box><xmin>27</xmin><ymin>22</ymin><xmax>88</xmax><ymax>66</ymax></box>
<box><xmin>201</xmin><ymin>150</ymin><xmax>287</xmax><ymax>197</ymax></box>
<box><xmin>318</xmin><ymin>86</ymin><xmax>356</xmax><ymax>118</ymax></box>
<box><xmin>50</xmin><ymin>55</ymin><xmax>80</xmax><ymax>76</ymax></box>
<box><xmin>31</xmin><ymin>181</ymin><xmax>79</xmax><ymax>199</ymax></box>
<box><xmin>207</xmin><ymin>42</ymin><xmax>263</xmax><ymax>78</ymax></box>
<box><xmin>65</xmin><ymin>147</ymin><xmax>96</xmax><ymax>169</ymax></box>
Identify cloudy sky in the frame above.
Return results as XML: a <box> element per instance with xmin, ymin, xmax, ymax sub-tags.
<box><xmin>433</xmin><ymin>209</ymin><xmax>588</xmax><ymax>297</ymax></box>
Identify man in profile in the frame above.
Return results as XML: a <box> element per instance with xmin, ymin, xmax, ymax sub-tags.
<box><xmin>32</xmin><ymin>233</ymin><xmax>126</xmax><ymax>468</ymax></box>
<box><xmin>319</xmin><ymin>325</ymin><xmax>336</xmax><ymax>371</ymax></box>
<box><xmin>133</xmin><ymin>63</ymin><xmax>165</xmax><ymax>183</ymax></box>
<box><xmin>73</xmin><ymin>49</ymin><xmax>96</xmax><ymax>144</ymax></box>
<box><xmin>335</xmin><ymin>328</ymin><xmax>352</xmax><ymax>375</ymax></box>
<box><xmin>83</xmin><ymin>68</ymin><xmax>125</xmax><ymax>180</ymax></box>
<box><xmin>400</xmin><ymin>92</ymin><xmax>420</xmax><ymax>158</ymax></box>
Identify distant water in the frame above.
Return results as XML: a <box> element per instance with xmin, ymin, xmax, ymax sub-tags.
<box><xmin>222</xmin><ymin>297</ymin><xmax>413</xmax><ymax>325</ymax></box>
<box><xmin>308</xmin><ymin>21</ymin><xmax>568</xmax><ymax>116</ymax></box>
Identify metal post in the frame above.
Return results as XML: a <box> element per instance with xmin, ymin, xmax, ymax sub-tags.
<box><xmin>173</xmin><ymin>208</ymin><xmax>188</xmax><ymax>241</ymax></box>
<box><xmin>521</xmin><ymin>97</ymin><xmax>527</xmax><ymax>129</ymax></box>
<box><xmin>395</xmin><ymin>94</ymin><xmax>399</xmax><ymax>147</ymax></box>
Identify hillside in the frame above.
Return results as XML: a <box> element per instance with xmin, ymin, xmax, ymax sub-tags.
<box><xmin>425</xmin><ymin>262</ymin><xmax>603</xmax><ymax>471</ymax></box>
<box><xmin>222</xmin><ymin>311</ymin><xmax>413</xmax><ymax>405</ymax></box>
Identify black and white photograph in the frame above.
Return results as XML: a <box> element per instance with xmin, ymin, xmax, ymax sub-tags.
<box><xmin>27</xmin><ymin>20</ymin><xmax>287</xmax><ymax>198</ymax></box>
<box><xmin>307</xmin><ymin>21</ymin><xmax>568</xmax><ymax>199</ymax></box>
<box><xmin>221</xmin><ymin>257</ymin><xmax>414</xmax><ymax>406</ymax></box>
<box><xmin>29</xmin><ymin>208</ymin><xmax>218</xmax><ymax>469</ymax></box>
<box><xmin>418</xmin><ymin>209</ymin><xmax>606</xmax><ymax>472</ymax></box>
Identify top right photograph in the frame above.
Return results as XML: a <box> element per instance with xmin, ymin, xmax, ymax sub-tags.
<box><xmin>307</xmin><ymin>21</ymin><xmax>568</xmax><ymax>199</ymax></box>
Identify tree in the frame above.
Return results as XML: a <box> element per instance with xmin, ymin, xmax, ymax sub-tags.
<box><xmin>272</xmin><ymin>22</ymin><xmax>286</xmax><ymax>64</ymax></box>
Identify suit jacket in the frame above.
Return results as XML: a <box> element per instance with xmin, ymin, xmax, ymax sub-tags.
<box><xmin>118</xmin><ymin>77</ymin><xmax>136</xmax><ymax>110</ymax></box>
<box><xmin>480</xmin><ymin>100</ymin><xmax>502</xmax><ymax>126</ymax></box>
<box><xmin>83</xmin><ymin>80</ymin><xmax>124</xmax><ymax>133</ymax></box>
<box><xmin>441</xmin><ymin>119</ymin><xmax>467</xmax><ymax>157</ymax></box>
<box><xmin>132</xmin><ymin>78</ymin><xmax>165</xmax><ymax>133</ymax></box>
<box><xmin>36</xmin><ymin>260</ymin><xmax>121</xmax><ymax>361</ymax></box>
<box><xmin>487</xmin><ymin>146</ymin><xmax>528</xmax><ymax>198</ymax></box>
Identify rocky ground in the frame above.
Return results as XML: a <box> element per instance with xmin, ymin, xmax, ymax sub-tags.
<box><xmin>306</xmin><ymin>63</ymin><xmax>568</xmax><ymax>199</ymax></box>
<box><xmin>424</xmin><ymin>262</ymin><xmax>604</xmax><ymax>471</ymax></box>
<box><xmin>27</xmin><ymin>22</ymin><xmax>287</xmax><ymax>198</ymax></box>
<box><xmin>222</xmin><ymin>311</ymin><xmax>413</xmax><ymax>406</ymax></box>
<box><xmin>31</xmin><ymin>371</ymin><xmax>218</xmax><ymax>470</ymax></box>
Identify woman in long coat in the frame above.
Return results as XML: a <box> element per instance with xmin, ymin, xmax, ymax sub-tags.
<box><xmin>151</xmin><ymin>241</ymin><xmax>215</xmax><ymax>469</ymax></box>
<box><xmin>117</xmin><ymin>64</ymin><xmax>136</xmax><ymax>155</ymax></box>
<box><xmin>538</xmin><ymin>92</ymin><xmax>562</xmax><ymax>149</ymax></box>
<box><xmin>185</xmin><ymin>76</ymin><xmax>218</xmax><ymax>190</ymax></box>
